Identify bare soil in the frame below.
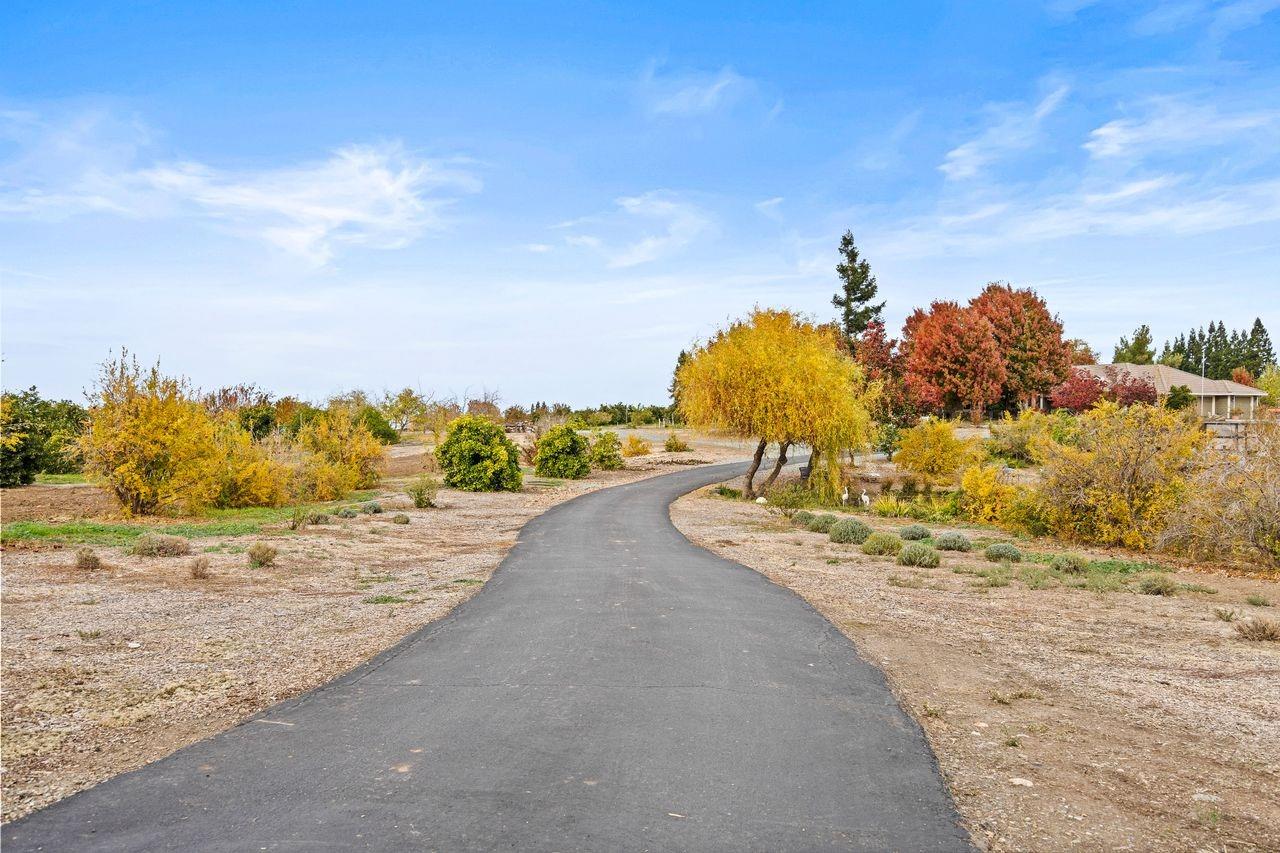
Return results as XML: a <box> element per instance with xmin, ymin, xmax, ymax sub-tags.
<box><xmin>0</xmin><ymin>431</ymin><xmax>748</xmax><ymax>822</ymax></box>
<box><xmin>671</xmin><ymin>479</ymin><xmax>1280</xmax><ymax>852</ymax></box>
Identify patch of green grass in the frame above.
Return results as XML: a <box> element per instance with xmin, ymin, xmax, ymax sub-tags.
<box><xmin>1085</xmin><ymin>557</ymin><xmax>1166</xmax><ymax>576</ymax></box>
<box><xmin>825</xmin><ymin>558</ymin><xmax>841</xmax><ymax>565</ymax></box>
<box><xmin>1</xmin><ymin>519</ymin><xmax>260</xmax><ymax>547</ymax></box>
<box><xmin>203</xmin><ymin>491</ymin><xmax>379</xmax><ymax>523</ymax></box>
<box><xmin>1246</xmin><ymin>594</ymin><xmax>1272</xmax><ymax>607</ymax></box>
<box><xmin>1017</xmin><ymin>565</ymin><xmax>1054</xmax><ymax>590</ymax></box>
<box><xmin>34</xmin><ymin>472</ymin><xmax>88</xmax><ymax>485</ymax></box>
<box><xmin>1214</xmin><ymin>608</ymin><xmax>1237</xmax><ymax>622</ymax></box>
<box><xmin>452</xmin><ymin>578</ymin><xmax>483</xmax><ymax>586</ymax></box>
<box><xmin>362</xmin><ymin>594</ymin><xmax>408</xmax><ymax>605</ymax></box>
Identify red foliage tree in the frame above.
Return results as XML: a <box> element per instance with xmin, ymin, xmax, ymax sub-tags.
<box><xmin>1050</xmin><ymin>370</ymin><xmax>1106</xmax><ymax>412</ymax></box>
<box><xmin>854</xmin><ymin>321</ymin><xmax>916</xmax><ymax>426</ymax></box>
<box><xmin>969</xmin><ymin>283</ymin><xmax>1070</xmax><ymax>407</ymax></box>
<box><xmin>1230</xmin><ymin>366</ymin><xmax>1256</xmax><ymax>387</ymax></box>
<box><xmin>1065</xmin><ymin>338</ymin><xmax>1099</xmax><ymax>365</ymax></box>
<box><xmin>902</xmin><ymin>301</ymin><xmax>1007</xmax><ymax>422</ymax></box>
<box><xmin>1104</xmin><ymin>366</ymin><xmax>1158</xmax><ymax>406</ymax></box>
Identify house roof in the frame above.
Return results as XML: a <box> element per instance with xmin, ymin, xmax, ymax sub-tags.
<box><xmin>1075</xmin><ymin>363</ymin><xmax>1266</xmax><ymax>397</ymax></box>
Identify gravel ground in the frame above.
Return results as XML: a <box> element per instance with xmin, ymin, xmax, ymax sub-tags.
<box><xmin>0</xmin><ymin>431</ymin><xmax>749</xmax><ymax>822</ymax></box>
<box><xmin>671</xmin><ymin>480</ymin><xmax>1280</xmax><ymax>853</ymax></box>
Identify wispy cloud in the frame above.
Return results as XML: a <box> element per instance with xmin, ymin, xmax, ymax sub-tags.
<box><xmin>637</xmin><ymin>63</ymin><xmax>751</xmax><ymax>117</ymax></box>
<box><xmin>562</xmin><ymin>191</ymin><xmax>712</xmax><ymax>267</ymax></box>
<box><xmin>939</xmin><ymin>81</ymin><xmax>1070</xmax><ymax>180</ymax></box>
<box><xmin>1085</xmin><ymin>97</ymin><xmax>1280</xmax><ymax>159</ymax></box>
<box><xmin>0</xmin><ymin>108</ymin><xmax>479</xmax><ymax>266</ymax></box>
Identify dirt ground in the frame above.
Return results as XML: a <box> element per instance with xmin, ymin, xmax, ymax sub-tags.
<box><xmin>0</xmin><ymin>430</ymin><xmax>748</xmax><ymax>822</ymax></box>
<box><xmin>671</xmin><ymin>479</ymin><xmax>1280</xmax><ymax>852</ymax></box>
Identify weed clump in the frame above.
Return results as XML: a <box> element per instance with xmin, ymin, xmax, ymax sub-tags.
<box><xmin>1050</xmin><ymin>553</ymin><xmax>1090</xmax><ymax>575</ymax></box>
<box><xmin>391</xmin><ymin>513</ymin><xmax>410</xmax><ymax>525</ymax></box>
<box><xmin>621</xmin><ymin>435</ymin><xmax>652</xmax><ymax>457</ymax></box>
<box><xmin>862</xmin><ymin>532</ymin><xmax>903</xmax><ymax>556</ymax></box>
<box><xmin>664</xmin><ymin>433</ymin><xmax>691</xmax><ymax>452</ymax></box>
<box><xmin>792</xmin><ymin>510</ymin><xmax>816</xmax><ymax>528</ymax></box>
<box><xmin>360</xmin><ymin>501</ymin><xmax>383</xmax><ymax>515</ymax></box>
<box><xmin>306</xmin><ymin>511</ymin><xmax>331</xmax><ymax>525</ymax></box>
<box><xmin>406</xmin><ymin>476</ymin><xmax>440</xmax><ymax>508</ymax></box>
<box><xmin>984</xmin><ymin>542</ymin><xmax>1022</xmax><ymax>563</ymax></box>
<box><xmin>75</xmin><ymin>547</ymin><xmax>101</xmax><ymax>571</ymax></box>
<box><xmin>130</xmin><ymin>533</ymin><xmax>191</xmax><ymax>557</ymax></box>
<box><xmin>898</xmin><ymin>543</ymin><xmax>940</xmax><ymax>567</ymax></box>
<box><xmin>247</xmin><ymin>542</ymin><xmax>277</xmax><ymax>568</ymax></box>
<box><xmin>334</xmin><ymin>507</ymin><xmax>358</xmax><ymax>519</ymax></box>
<box><xmin>1234</xmin><ymin>617</ymin><xmax>1280</xmax><ymax>642</ymax></box>
<box><xmin>829</xmin><ymin>518</ymin><xmax>871</xmax><ymax>544</ymax></box>
<box><xmin>1138</xmin><ymin>573</ymin><xmax>1178</xmax><ymax>596</ymax></box>
<box><xmin>934</xmin><ymin>532</ymin><xmax>972</xmax><ymax>552</ymax></box>
<box><xmin>899</xmin><ymin>524</ymin><xmax>930</xmax><ymax>541</ymax></box>
<box><xmin>190</xmin><ymin>556</ymin><xmax>211</xmax><ymax>579</ymax></box>
<box><xmin>1246</xmin><ymin>594</ymin><xmax>1272</xmax><ymax>607</ymax></box>
<box><xmin>807</xmin><ymin>513</ymin><xmax>839</xmax><ymax>534</ymax></box>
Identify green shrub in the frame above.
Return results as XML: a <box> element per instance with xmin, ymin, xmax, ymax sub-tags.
<box><xmin>807</xmin><ymin>513</ymin><xmax>839</xmax><ymax>533</ymax></box>
<box><xmin>899</xmin><ymin>524</ymin><xmax>929</xmax><ymax>540</ymax></box>
<box><xmin>334</xmin><ymin>507</ymin><xmax>358</xmax><ymax>519</ymax></box>
<box><xmin>435</xmin><ymin>415</ymin><xmax>523</xmax><ymax>492</ymax></box>
<box><xmin>247</xmin><ymin>542</ymin><xmax>277</xmax><ymax>568</ymax></box>
<box><xmin>130</xmin><ymin>532</ymin><xmax>191</xmax><ymax>557</ymax></box>
<box><xmin>829</xmin><ymin>518</ymin><xmax>871</xmax><ymax>544</ymax></box>
<box><xmin>1138</xmin><ymin>573</ymin><xmax>1177</xmax><ymax>596</ymax></box>
<box><xmin>862</xmin><ymin>532</ymin><xmax>903</xmax><ymax>556</ymax></box>
<box><xmin>766</xmin><ymin>483</ymin><xmax>814</xmax><ymax>511</ymax></box>
<box><xmin>406</xmin><ymin>476</ymin><xmax>440</xmax><ymax>508</ymax></box>
<box><xmin>898</xmin><ymin>543</ymin><xmax>940</xmax><ymax>567</ymax></box>
<box><xmin>588</xmin><ymin>431</ymin><xmax>624</xmax><ymax>470</ymax></box>
<box><xmin>360</xmin><ymin>501</ymin><xmax>383</xmax><ymax>514</ymax></box>
<box><xmin>534</xmin><ymin>425</ymin><xmax>590</xmax><ymax>479</ymax></box>
<box><xmin>356</xmin><ymin>405</ymin><xmax>398</xmax><ymax>444</ymax></box>
<box><xmin>391</xmin><ymin>513</ymin><xmax>410</xmax><ymax>525</ymax></box>
<box><xmin>934</xmin><ymin>532</ymin><xmax>972</xmax><ymax>552</ymax></box>
<box><xmin>1246</xmin><ymin>594</ymin><xmax>1272</xmax><ymax>607</ymax></box>
<box><xmin>711</xmin><ymin>484</ymin><xmax>742</xmax><ymax>499</ymax></box>
<box><xmin>664</xmin><ymin>433</ymin><xmax>691</xmax><ymax>452</ymax></box>
<box><xmin>75</xmin><ymin>547</ymin><xmax>101</xmax><ymax>571</ymax></box>
<box><xmin>792</xmin><ymin>510</ymin><xmax>816</xmax><ymax>527</ymax></box>
<box><xmin>1050</xmin><ymin>553</ymin><xmax>1090</xmax><ymax>575</ymax></box>
<box><xmin>984</xmin><ymin>542</ymin><xmax>1022</xmax><ymax>563</ymax></box>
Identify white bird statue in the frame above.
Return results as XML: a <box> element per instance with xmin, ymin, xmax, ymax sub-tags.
<box><xmin>860</xmin><ymin>489</ymin><xmax>870</xmax><ymax>508</ymax></box>
<box><xmin>755</xmin><ymin>496</ymin><xmax>768</xmax><ymax>505</ymax></box>
<box><xmin>841</xmin><ymin>486</ymin><xmax>849</xmax><ymax>505</ymax></box>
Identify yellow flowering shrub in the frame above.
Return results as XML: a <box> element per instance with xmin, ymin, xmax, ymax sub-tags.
<box><xmin>293</xmin><ymin>406</ymin><xmax>384</xmax><ymax>500</ymax></box>
<box><xmin>211</xmin><ymin>417</ymin><xmax>290</xmax><ymax>508</ymax></box>
<box><xmin>959</xmin><ymin>464</ymin><xmax>1015</xmax><ymax>525</ymax></box>
<box><xmin>893</xmin><ymin>419</ymin><xmax>976</xmax><ymax>485</ymax></box>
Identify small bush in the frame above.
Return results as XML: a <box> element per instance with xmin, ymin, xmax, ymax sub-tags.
<box><xmin>664</xmin><ymin>433</ymin><xmax>691</xmax><ymax>452</ymax></box>
<box><xmin>862</xmin><ymin>532</ymin><xmax>903</xmax><ymax>556</ymax></box>
<box><xmin>1246</xmin><ymin>594</ymin><xmax>1272</xmax><ymax>607</ymax></box>
<box><xmin>588</xmin><ymin>431</ymin><xmax>624</xmax><ymax>470</ymax></box>
<box><xmin>807</xmin><ymin>513</ymin><xmax>839</xmax><ymax>533</ymax></box>
<box><xmin>766</xmin><ymin>483</ymin><xmax>814</xmax><ymax>511</ymax></box>
<box><xmin>984</xmin><ymin>543</ymin><xmax>1022</xmax><ymax>563</ymax></box>
<box><xmin>792</xmin><ymin>510</ymin><xmax>816</xmax><ymax>527</ymax></box>
<box><xmin>711</xmin><ymin>484</ymin><xmax>742</xmax><ymax>499</ymax></box>
<box><xmin>829</xmin><ymin>518</ymin><xmax>871</xmax><ymax>544</ymax></box>
<box><xmin>899</xmin><ymin>524</ymin><xmax>930</xmax><ymax>540</ymax></box>
<box><xmin>75</xmin><ymin>547</ymin><xmax>101</xmax><ymax>571</ymax></box>
<box><xmin>334</xmin><ymin>507</ymin><xmax>358</xmax><ymax>519</ymax></box>
<box><xmin>1138</xmin><ymin>573</ymin><xmax>1178</xmax><ymax>596</ymax></box>
<box><xmin>1050</xmin><ymin>553</ymin><xmax>1090</xmax><ymax>575</ymax></box>
<box><xmin>898</xmin><ymin>543</ymin><xmax>940</xmax><ymax>567</ymax></box>
<box><xmin>406</xmin><ymin>476</ymin><xmax>440</xmax><ymax>509</ymax></box>
<box><xmin>1234</xmin><ymin>617</ymin><xmax>1280</xmax><ymax>642</ymax></box>
<box><xmin>247</xmin><ymin>542</ymin><xmax>277</xmax><ymax>568</ymax></box>
<box><xmin>360</xmin><ymin>501</ymin><xmax>383</xmax><ymax>514</ymax></box>
<box><xmin>130</xmin><ymin>533</ymin><xmax>191</xmax><ymax>557</ymax></box>
<box><xmin>893</xmin><ymin>419</ymin><xmax>975</xmax><ymax>485</ymax></box>
<box><xmin>934</xmin><ymin>532</ymin><xmax>972</xmax><ymax>552</ymax></box>
<box><xmin>190</xmin><ymin>556</ymin><xmax>210</xmax><ymax>579</ymax></box>
<box><xmin>288</xmin><ymin>506</ymin><xmax>309</xmax><ymax>530</ymax></box>
<box><xmin>306</xmin><ymin>511</ymin><xmax>331</xmax><ymax>525</ymax></box>
<box><xmin>389</xmin><ymin>513</ymin><xmax>410</xmax><ymax>525</ymax></box>
<box><xmin>534</xmin><ymin>424</ymin><xmax>591</xmax><ymax>479</ymax></box>
<box><xmin>621</xmin><ymin>435</ymin><xmax>652</xmax><ymax>457</ymax></box>
<box><xmin>435</xmin><ymin>415</ymin><xmax>523</xmax><ymax>492</ymax></box>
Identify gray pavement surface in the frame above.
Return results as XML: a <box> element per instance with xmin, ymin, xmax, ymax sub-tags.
<box><xmin>3</xmin><ymin>461</ymin><xmax>970</xmax><ymax>851</ymax></box>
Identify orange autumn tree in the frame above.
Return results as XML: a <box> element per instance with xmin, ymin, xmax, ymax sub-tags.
<box><xmin>677</xmin><ymin>309</ymin><xmax>879</xmax><ymax>499</ymax></box>
<box><xmin>902</xmin><ymin>301</ymin><xmax>1006</xmax><ymax>423</ymax></box>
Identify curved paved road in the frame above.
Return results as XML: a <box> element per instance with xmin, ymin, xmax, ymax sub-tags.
<box><xmin>4</xmin><ymin>462</ymin><xmax>969</xmax><ymax>851</ymax></box>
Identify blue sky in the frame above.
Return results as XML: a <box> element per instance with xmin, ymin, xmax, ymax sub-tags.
<box><xmin>3</xmin><ymin>1</ymin><xmax>1278</xmax><ymax>406</ymax></box>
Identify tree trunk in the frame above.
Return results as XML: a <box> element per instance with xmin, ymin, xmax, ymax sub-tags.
<box><xmin>759</xmin><ymin>441</ymin><xmax>791</xmax><ymax>492</ymax></box>
<box><xmin>803</xmin><ymin>446</ymin><xmax>821</xmax><ymax>485</ymax></box>
<box><xmin>743</xmin><ymin>439</ymin><xmax>768</xmax><ymax>498</ymax></box>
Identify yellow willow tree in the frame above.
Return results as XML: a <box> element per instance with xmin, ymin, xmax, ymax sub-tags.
<box><xmin>677</xmin><ymin>309</ymin><xmax>880</xmax><ymax>499</ymax></box>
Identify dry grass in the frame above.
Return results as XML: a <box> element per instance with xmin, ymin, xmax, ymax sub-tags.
<box><xmin>1234</xmin><ymin>617</ymin><xmax>1280</xmax><ymax>642</ymax></box>
<box><xmin>73</xmin><ymin>548</ymin><xmax>100</xmax><ymax>571</ymax></box>
<box><xmin>128</xmin><ymin>533</ymin><xmax>190</xmax><ymax>557</ymax></box>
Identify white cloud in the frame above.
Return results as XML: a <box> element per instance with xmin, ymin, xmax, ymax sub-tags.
<box><xmin>940</xmin><ymin>83</ymin><xmax>1070</xmax><ymax>180</ymax></box>
<box><xmin>1085</xmin><ymin>98</ymin><xmax>1280</xmax><ymax>159</ymax></box>
<box><xmin>564</xmin><ymin>191</ymin><xmax>712</xmax><ymax>267</ymax></box>
<box><xmin>0</xmin><ymin>108</ymin><xmax>479</xmax><ymax>266</ymax></box>
<box><xmin>638</xmin><ymin>63</ymin><xmax>751</xmax><ymax>117</ymax></box>
<box><xmin>754</xmin><ymin>196</ymin><xmax>784</xmax><ymax>220</ymax></box>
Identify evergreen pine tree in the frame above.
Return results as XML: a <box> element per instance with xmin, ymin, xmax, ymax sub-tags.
<box><xmin>1112</xmin><ymin>324</ymin><xmax>1155</xmax><ymax>364</ymax></box>
<box><xmin>1206</xmin><ymin>321</ymin><xmax>1231</xmax><ymax>379</ymax></box>
<box><xmin>831</xmin><ymin>230</ymin><xmax>884</xmax><ymax>347</ymax></box>
<box><xmin>1246</xmin><ymin>318</ymin><xmax>1275</xmax><ymax>373</ymax></box>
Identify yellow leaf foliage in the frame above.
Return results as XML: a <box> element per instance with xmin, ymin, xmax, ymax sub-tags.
<box><xmin>210</xmin><ymin>416</ymin><xmax>291</xmax><ymax>508</ymax></box>
<box><xmin>1033</xmin><ymin>401</ymin><xmax>1205</xmax><ymax>549</ymax></box>
<box><xmin>893</xmin><ymin>419</ymin><xmax>975</xmax><ymax>485</ymax></box>
<box><xmin>78</xmin><ymin>353</ymin><xmax>221</xmax><ymax>515</ymax></box>
<box><xmin>621</xmin><ymin>434</ymin><xmax>652</xmax><ymax>457</ymax></box>
<box><xmin>960</xmin><ymin>464</ymin><xmax>1015</xmax><ymax>525</ymax></box>
<box><xmin>677</xmin><ymin>308</ymin><xmax>879</xmax><ymax>496</ymax></box>
<box><xmin>294</xmin><ymin>405</ymin><xmax>384</xmax><ymax>501</ymax></box>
